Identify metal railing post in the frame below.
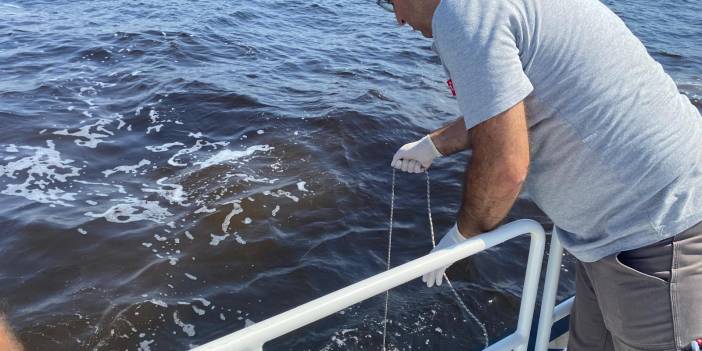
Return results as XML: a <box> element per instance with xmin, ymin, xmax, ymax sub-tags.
<box><xmin>534</xmin><ymin>228</ymin><xmax>564</xmax><ymax>351</ymax></box>
<box><xmin>512</xmin><ymin>223</ymin><xmax>548</xmax><ymax>351</ymax></box>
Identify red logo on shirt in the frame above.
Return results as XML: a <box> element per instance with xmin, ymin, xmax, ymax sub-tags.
<box><xmin>447</xmin><ymin>79</ymin><xmax>456</xmax><ymax>96</ymax></box>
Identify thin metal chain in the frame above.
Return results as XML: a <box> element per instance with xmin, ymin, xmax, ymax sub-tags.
<box><xmin>381</xmin><ymin>169</ymin><xmax>488</xmax><ymax>350</ymax></box>
<box><xmin>381</xmin><ymin>168</ymin><xmax>396</xmax><ymax>351</ymax></box>
<box><xmin>425</xmin><ymin>172</ymin><xmax>489</xmax><ymax>348</ymax></box>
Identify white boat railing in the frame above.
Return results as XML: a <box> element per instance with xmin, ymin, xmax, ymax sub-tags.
<box><xmin>533</xmin><ymin>228</ymin><xmax>574</xmax><ymax>351</ymax></box>
<box><xmin>193</xmin><ymin>219</ymin><xmax>552</xmax><ymax>351</ymax></box>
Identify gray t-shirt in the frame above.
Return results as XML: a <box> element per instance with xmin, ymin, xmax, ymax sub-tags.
<box><xmin>432</xmin><ymin>0</ymin><xmax>702</xmax><ymax>262</ymax></box>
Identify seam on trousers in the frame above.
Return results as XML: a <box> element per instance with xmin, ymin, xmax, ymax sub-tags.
<box><xmin>603</xmin><ymin>329</ymin><xmax>614</xmax><ymax>351</ymax></box>
<box><xmin>612</xmin><ymin>330</ymin><xmax>679</xmax><ymax>350</ymax></box>
<box><xmin>671</xmin><ymin>240</ymin><xmax>681</xmax><ymax>350</ymax></box>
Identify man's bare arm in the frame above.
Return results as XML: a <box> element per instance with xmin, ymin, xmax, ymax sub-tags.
<box><xmin>429</xmin><ymin>116</ymin><xmax>471</xmax><ymax>156</ymax></box>
<box><xmin>456</xmin><ymin>102</ymin><xmax>529</xmax><ymax>238</ymax></box>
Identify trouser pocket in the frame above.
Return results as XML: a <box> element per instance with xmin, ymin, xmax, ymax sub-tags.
<box><xmin>584</xmin><ymin>251</ymin><xmax>675</xmax><ymax>350</ymax></box>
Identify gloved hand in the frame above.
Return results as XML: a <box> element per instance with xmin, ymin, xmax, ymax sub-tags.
<box><xmin>391</xmin><ymin>135</ymin><xmax>443</xmax><ymax>173</ymax></box>
<box><xmin>422</xmin><ymin>224</ymin><xmax>467</xmax><ymax>287</ymax></box>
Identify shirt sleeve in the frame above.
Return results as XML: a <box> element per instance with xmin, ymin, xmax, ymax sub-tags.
<box><xmin>433</xmin><ymin>0</ymin><xmax>533</xmax><ymax>129</ymax></box>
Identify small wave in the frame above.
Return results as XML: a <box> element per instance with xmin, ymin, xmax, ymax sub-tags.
<box><xmin>656</xmin><ymin>49</ymin><xmax>684</xmax><ymax>59</ymax></box>
<box><xmin>191</xmin><ymin>84</ymin><xmax>267</xmax><ymax>108</ymax></box>
<box><xmin>228</xmin><ymin>10</ymin><xmax>261</xmax><ymax>21</ymax></box>
<box><xmin>75</xmin><ymin>47</ymin><xmax>113</xmax><ymax>62</ymax></box>
<box><xmin>305</xmin><ymin>3</ymin><xmax>338</xmax><ymax>16</ymax></box>
<box><xmin>0</xmin><ymin>3</ymin><xmax>21</xmax><ymax>9</ymax></box>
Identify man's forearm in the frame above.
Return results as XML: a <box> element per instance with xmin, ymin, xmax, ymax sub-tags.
<box><xmin>429</xmin><ymin>116</ymin><xmax>471</xmax><ymax>156</ymax></box>
<box><xmin>455</xmin><ymin>102</ymin><xmax>529</xmax><ymax>238</ymax></box>
<box><xmin>457</xmin><ymin>154</ymin><xmax>525</xmax><ymax>237</ymax></box>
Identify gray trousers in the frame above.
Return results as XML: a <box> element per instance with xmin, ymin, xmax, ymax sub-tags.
<box><xmin>568</xmin><ymin>221</ymin><xmax>702</xmax><ymax>351</ymax></box>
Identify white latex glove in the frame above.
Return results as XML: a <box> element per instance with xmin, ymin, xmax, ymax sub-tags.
<box><xmin>391</xmin><ymin>135</ymin><xmax>443</xmax><ymax>173</ymax></box>
<box><xmin>422</xmin><ymin>224</ymin><xmax>467</xmax><ymax>287</ymax></box>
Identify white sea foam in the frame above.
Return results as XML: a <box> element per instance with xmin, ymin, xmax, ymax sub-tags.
<box><xmin>102</xmin><ymin>159</ymin><xmax>151</xmax><ymax>177</ymax></box>
<box><xmin>296</xmin><ymin>181</ymin><xmax>308</xmax><ymax>192</ymax></box>
<box><xmin>173</xmin><ymin>312</ymin><xmax>195</xmax><ymax>337</ymax></box>
<box><xmin>146</xmin><ymin>124</ymin><xmax>163</xmax><ymax>134</ymax></box>
<box><xmin>194</xmin><ymin>145</ymin><xmax>273</xmax><ymax>169</ymax></box>
<box><xmin>95</xmin><ymin>81</ymin><xmax>116</xmax><ymax>88</ymax></box>
<box><xmin>2</xmin><ymin>184</ymin><xmax>78</xmax><ymax>207</ymax></box>
<box><xmin>148</xmin><ymin>109</ymin><xmax>159</xmax><ymax>123</ymax></box>
<box><xmin>194</xmin><ymin>206</ymin><xmax>216</xmax><ymax>214</ymax></box>
<box><xmin>221</xmin><ymin>200</ymin><xmax>243</xmax><ymax>233</ymax></box>
<box><xmin>228</xmin><ymin>173</ymin><xmax>277</xmax><ymax>184</ymax></box>
<box><xmin>141</xmin><ymin>177</ymin><xmax>189</xmax><ymax>206</ymax></box>
<box><xmin>233</xmin><ymin>233</ymin><xmax>247</xmax><ymax>245</ymax></box>
<box><xmin>138</xmin><ymin>339</ymin><xmax>154</xmax><ymax>351</ymax></box>
<box><xmin>0</xmin><ymin>141</ymin><xmax>81</xmax><ymax>206</ymax></box>
<box><xmin>185</xmin><ymin>273</ymin><xmax>197</xmax><ymax>280</ymax></box>
<box><xmin>149</xmin><ymin>299</ymin><xmax>168</xmax><ymax>308</ymax></box>
<box><xmin>271</xmin><ymin>205</ymin><xmax>280</xmax><ymax>217</ymax></box>
<box><xmin>84</xmin><ymin>197</ymin><xmax>172</xmax><ymax>223</ymax></box>
<box><xmin>79</xmin><ymin>86</ymin><xmax>97</xmax><ymax>96</ymax></box>
<box><xmin>192</xmin><ymin>306</ymin><xmax>205</xmax><ymax>316</ymax></box>
<box><xmin>74</xmin><ymin>179</ymin><xmax>128</xmax><ymax>194</ymax></box>
<box><xmin>53</xmin><ymin>119</ymin><xmax>114</xmax><ymax>148</ymax></box>
<box><xmin>266</xmin><ymin>189</ymin><xmax>299</xmax><ymax>203</ymax></box>
<box><xmin>106</xmin><ymin>113</ymin><xmax>126</xmax><ymax>130</ymax></box>
<box><xmin>209</xmin><ymin>233</ymin><xmax>229</xmax><ymax>246</ymax></box>
<box><xmin>168</xmin><ymin>139</ymin><xmax>229</xmax><ymax>167</ymax></box>
<box><xmin>145</xmin><ymin>142</ymin><xmax>185</xmax><ymax>152</ymax></box>
<box><xmin>270</xmin><ymin>160</ymin><xmax>282</xmax><ymax>171</ymax></box>
<box><xmin>192</xmin><ymin>298</ymin><xmax>211</xmax><ymax>306</ymax></box>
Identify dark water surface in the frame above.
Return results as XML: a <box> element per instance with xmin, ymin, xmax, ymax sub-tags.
<box><xmin>0</xmin><ymin>0</ymin><xmax>700</xmax><ymax>350</ymax></box>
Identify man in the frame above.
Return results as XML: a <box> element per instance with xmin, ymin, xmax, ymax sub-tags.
<box><xmin>379</xmin><ymin>0</ymin><xmax>702</xmax><ymax>350</ymax></box>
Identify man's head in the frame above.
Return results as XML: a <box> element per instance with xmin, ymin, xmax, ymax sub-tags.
<box><xmin>378</xmin><ymin>0</ymin><xmax>441</xmax><ymax>38</ymax></box>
